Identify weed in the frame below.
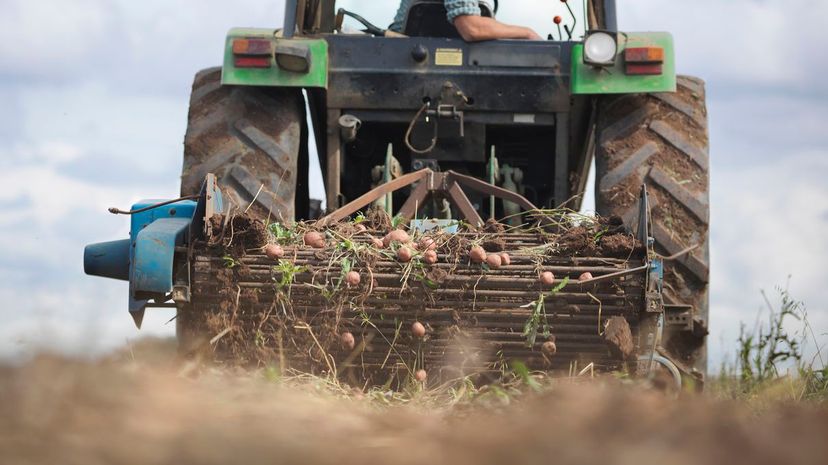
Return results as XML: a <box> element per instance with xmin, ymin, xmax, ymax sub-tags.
<box><xmin>715</xmin><ymin>281</ymin><xmax>827</xmax><ymax>404</ymax></box>
<box><xmin>268</xmin><ymin>222</ymin><xmax>296</xmax><ymax>244</ymax></box>
<box><xmin>522</xmin><ymin>277</ymin><xmax>570</xmax><ymax>347</ymax></box>
<box><xmin>222</xmin><ymin>255</ymin><xmax>238</xmax><ymax>269</ymax></box>
<box><xmin>510</xmin><ymin>360</ymin><xmax>541</xmax><ymax>392</ymax></box>
<box><xmin>272</xmin><ymin>260</ymin><xmax>308</xmax><ymax>296</ymax></box>
<box><xmin>737</xmin><ymin>284</ymin><xmax>804</xmax><ymax>387</ymax></box>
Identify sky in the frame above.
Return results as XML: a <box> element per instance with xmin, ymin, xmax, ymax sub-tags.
<box><xmin>1</xmin><ymin>0</ymin><xmax>826</xmax><ymax>370</ymax></box>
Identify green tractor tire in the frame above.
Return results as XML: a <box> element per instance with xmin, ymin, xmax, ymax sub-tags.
<box><xmin>595</xmin><ymin>76</ymin><xmax>710</xmax><ymax>377</ymax></box>
<box><xmin>180</xmin><ymin>67</ymin><xmax>308</xmax><ymax>223</ymax></box>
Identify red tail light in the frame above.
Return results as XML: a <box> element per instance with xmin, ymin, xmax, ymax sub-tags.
<box><xmin>624</xmin><ymin>46</ymin><xmax>664</xmax><ymax>76</ymax></box>
<box><xmin>234</xmin><ymin>56</ymin><xmax>272</xmax><ymax>68</ymax></box>
<box><xmin>232</xmin><ymin>39</ymin><xmax>273</xmax><ymax>68</ymax></box>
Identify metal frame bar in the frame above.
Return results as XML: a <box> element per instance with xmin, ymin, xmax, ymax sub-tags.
<box><xmin>283</xmin><ymin>0</ymin><xmax>298</xmax><ymax>38</ymax></box>
<box><xmin>554</xmin><ymin>112</ymin><xmax>570</xmax><ymax>208</ymax></box>
<box><xmin>319</xmin><ymin>168</ymin><xmax>545</xmax><ymax>228</ymax></box>
<box><xmin>325</xmin><ymin>109</ymin><xmax>342</xmax><ymax>211</ymax></box>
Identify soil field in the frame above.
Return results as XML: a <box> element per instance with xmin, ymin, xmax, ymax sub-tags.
<box><xmin>1</xmin><ymin>340</ymin><xmax>827</xmax><ymax>465</ymax></box>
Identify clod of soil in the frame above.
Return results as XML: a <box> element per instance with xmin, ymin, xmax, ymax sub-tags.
<box><xmin>365</xmin><ymin>205</ymin><xmax>392</xmax><ymax>231</ymax></box>
<box><xmin>603</xmin><ymin>316</ymin><xmax>634</xmax><ymax>360</ymax></box>
<box><xmin>383</xmin><ymin>229</ymin><xmax>411</xmax><ymax>248</ymax></box>
<box><xmin>264</xmin><ymin>244</ymin><xmax>284</xmax><ymax>260</ymax></box>
<box><xmin>469</xmin><ymin>246</ymin><xmax>487</xmax><ymax>264</ymax></box>
<box><xmin>540</xmin><ymin>271</ymin><xmax>555</xmax><ymax>286</ymax></box>
<box><xmin>481</xmin><ymin>218</ymin><xmax>507</xmax><ymax>252</ymax></box>
<box><xmin>411</xmin><ymin>322</ymin><xmax>426</xmax><ymax>339</ymax></box>
<box><xmin>213</xmin><ymin>215</ymin><xmax>269</xmax><ymax>254</ymax></box>
<box><xmin>303</xmin><ymin>231</ymin><xmax>325</xmax><ymax>249</ymax></box>
<box><xmin>414</xmin><ymin>369</ymin><xmax>427</xmax><ymax>382</ymax></box>
<box><xmin>423</xmin><ymin>250</ymin><xmax>438</xmax><ymax>265</ymax></box>
<box><xmin>482</xmin><ymin>237</ymin><xmax>507</xmax><ymax>253</ymax></box>
<box><xmin>482</xmin><ymin>218</ymin><xmax>505</xmax><ymax>234</ymax></box>
<box><xmin>486</xmin><ymin>254</ymin><xmax>502</xmax><ymax>269</ymax></box>
<box><xmin>557</xmin><ymin>226</ymin><xmax>598</xmax><ymax>256</ymax></box>
<box><xmin>599</xmin><ymin>234</ymin><xmax>638</xmax><ymax>258</ymax></box>
<box><xmin>345</xmin><ymin>271</ymin><xmax>361</xmax><ymax>287</ymax></box>
<box><xmin>340</xmin><ymin>332</ymin><xmax>356</xmax><ymax>351</ymax></box>
<box><xmin>579</xmin><ymin>272</ymin><xmax>594</xmax><ymax>282</ymax></box>
<box><xmin>499</xmin><ymin>252</ymin><xmax>511</xmax><ymax>266</ymax></box>
<box><xmin>397</xmin><ymin>246</ymin><xmax>413</xmax><ymax>262</ymax></box>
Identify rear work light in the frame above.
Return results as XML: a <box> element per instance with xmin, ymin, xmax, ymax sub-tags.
<box><xmin>232</xmin><ymin>39</ymin><xmax>273</xmax><ymax>68</ymax></box>
<box><xmin>624</xmin><ymin>46</ymin><xmax>664</xmax><ymax>76</ymax></box>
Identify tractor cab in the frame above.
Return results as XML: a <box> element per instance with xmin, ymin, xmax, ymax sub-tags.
<box><xmin>400</xmin><ymin>0</ymin><xmax>495</xmax><ymax>38</ymax></box>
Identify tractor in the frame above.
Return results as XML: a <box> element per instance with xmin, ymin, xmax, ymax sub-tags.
<box><xmin>85</xmin><ymin>0</ymin><xmax>709</xmax><ymax>388</ymax></box>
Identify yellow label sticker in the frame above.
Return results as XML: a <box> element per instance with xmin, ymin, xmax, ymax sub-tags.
<box><xmin>434</xmin><ymin>48</ymin><xmax>463</xmax><ymax>66</ymax></box>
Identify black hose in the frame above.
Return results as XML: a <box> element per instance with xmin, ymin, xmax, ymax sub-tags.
<box><xmin>404</xmin><ymin>102</ymin><xmax>438</xmax><ymax>154</ymax></box>
<box><xmin>108</xmin><ymin>195</ymin><xmax>200</xmax><ymax>215</ymax></box>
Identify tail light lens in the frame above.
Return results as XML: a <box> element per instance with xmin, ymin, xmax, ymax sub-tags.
<box><xmin>234</xmin><ymin>56</ymin><xmax>272</xmax><ymax>68</ymax></box>
<box><xmin>232</xmin><ymin>39</ymin><xmax>273</xmax><ymax>68</ymax></box>
<box><xmin>624</xmin><ymin>47</ymin><xmax>664</xmax><ymax>75</ymax></box>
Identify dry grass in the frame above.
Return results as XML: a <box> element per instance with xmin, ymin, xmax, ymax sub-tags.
<box><xmin>1</xmin><ymin>338</ymin><xmax>827</xmax><ymax>465</ymax></box>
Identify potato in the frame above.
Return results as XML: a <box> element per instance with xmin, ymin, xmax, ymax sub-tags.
<box><xmin>303</xmin><ymin>231</ymin><xmax>325</xmax><ymax>248</ymax></box>
<box><xmin>345</xmin><ymin>270</ymin><xmax>361</xmax><ymax>287</ymax></box>
<box><xmin>540</xmin><ymin>271</ymin><xmax>555</xmax><ymax>286</ymax></box>
<box><xmin>420</xmin><ymin>237</ymin><xmax>437</xmax><ymax>251</ymax></box>
<box><xmin>579</xmin><ymin>272</ymin><xmax>594</xmax><ymax>282</ymax></box>
<box><xmin>542</xmin><ymin>340</ymin><xmax>557</xmax><ymax>356</ymax></box>
<box><xmin>383</xmin><ymin>229</ymin><xmax>411</xmax><ymax>248</ymax></box>
<box><xmin>264</xmin><ymin>244</ymin><xmax>284</xmax><ymax>260</ymax></box>
<box><xmin>411</xmin><ymin>321</ymin><xmax>426</xmax><ymax>338</ymax></box>
<box><xmin>499</xmin><ymin>252</ymin><xmax>511</xmax><ymax>266</ymax></box>
<box><xmin>423</xmin><ymin>250</ymin><xmax>438</xmax><ymax>265</ymax></box>
<box><xmin>397</xmin><ymin>246</ymin><xmax>414</xmax><ymax>263</ymax></box>
<box><xmin>355</xmin><ymin>224</ymin><xmax>368</xmax><ymax>233</ymax></box>
<box><xmin>486</xmin><ymin>253</ymin><xmax>502</xmax><ymax>269</ymax></box>
<box><xmin>340</xmin><ymin>332</ymin><xmax>356</xmax><ymax>351</ymax></box>
<box><xmin>415</xmin><ymin>369</ymin><xmax>427</xmax><ymax>382</ymax></box>
<box><xmin>469</xmin><ymin>246</ymin><xmax>487</xmax><ymax>264</ymax></box>
<box><xmin>371</xmin><ymin>237</ymin><xmax>384</xmax><ymax>248</ymax></box>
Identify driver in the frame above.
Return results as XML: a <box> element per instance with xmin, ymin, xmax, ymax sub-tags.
<box><xmin>390</xmin><ymin>0</ymin><xmax>542</xmax><ymax>41</ymax></box>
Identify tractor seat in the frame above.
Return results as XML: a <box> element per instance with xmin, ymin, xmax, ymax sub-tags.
<box><xmin>403</xmin><ymin>0</ymin><xmax>494</xmax><ymax>39</ymax></box>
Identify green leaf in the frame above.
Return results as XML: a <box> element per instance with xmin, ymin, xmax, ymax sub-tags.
<box><xmin>510</xmin><ymin>360</ymin><xmax>541</xmax><ymax>391</ymax></box>
<box><xmin>222</xmin><ymin>255</ymin><xmax>237</xmax><ymax>268</ymax></box>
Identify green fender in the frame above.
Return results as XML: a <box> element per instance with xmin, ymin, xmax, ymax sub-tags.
<box><xmin>221</xmin><ymin>28</ymin><xmax>328</xmax><ymax>88</ymax></box>
<box><xmin>571</xmin><ymin>32</ymin><xmax>676</xmax><ymax>95</ymax></box>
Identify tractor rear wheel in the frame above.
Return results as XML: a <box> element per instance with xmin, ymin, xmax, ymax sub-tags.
<box><xmin>180</xmin><ymin>67</ymin><xmax>309</xmax><ymax>223</ymax></box>
<box><xmin>595</xmin><ymin>76</ymin><xmax>710</xmax><ymax>378</ymax></box>
<box><xmin>177</xmin><ymin>68</ymin><xmax>308</xmax><ymax>355</ymax></box>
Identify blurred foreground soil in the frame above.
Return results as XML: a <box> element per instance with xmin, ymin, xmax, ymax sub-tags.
<box><xmin>1</xmin><ymin>339</ymin><xmax>827</xmax><ymax>465</ymax></box>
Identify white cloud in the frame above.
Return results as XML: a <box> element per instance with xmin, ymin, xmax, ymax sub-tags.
<box><xmin>0</xmin><ymin>284</ymin><xmax>175</xmax><ymax>360</ymax></box>
<box><xmin>622</xmin><ymin>0</ymin><xmax>828</xmax><ymax>89</ymax></box>
<box><xmin>0</xmin><ymin>0</ymin><xmax>118</xmax><ymax>80</ymax></box>
<box><xmin>709</xmin><ymin>151</ymin><xmax>828</xmax><ymax>364</ymax></box>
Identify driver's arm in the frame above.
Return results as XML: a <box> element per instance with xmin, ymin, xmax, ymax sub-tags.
<box><xmin>448</xmin><ymin>1</ymin><xmax>541</xmax><ymax>42</ymax></box>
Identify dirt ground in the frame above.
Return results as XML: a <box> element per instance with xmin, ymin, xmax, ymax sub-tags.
<box><xmin>1</xmin><ymin>340</ymin><xmax>827</xmax><ymax>465</ymax></box>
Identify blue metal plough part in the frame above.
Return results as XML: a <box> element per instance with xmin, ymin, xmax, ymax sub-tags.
<box><xmin>84</xmin><ymin>174</ymin><xmax>224</xmax><ymax>328</ymax></box>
